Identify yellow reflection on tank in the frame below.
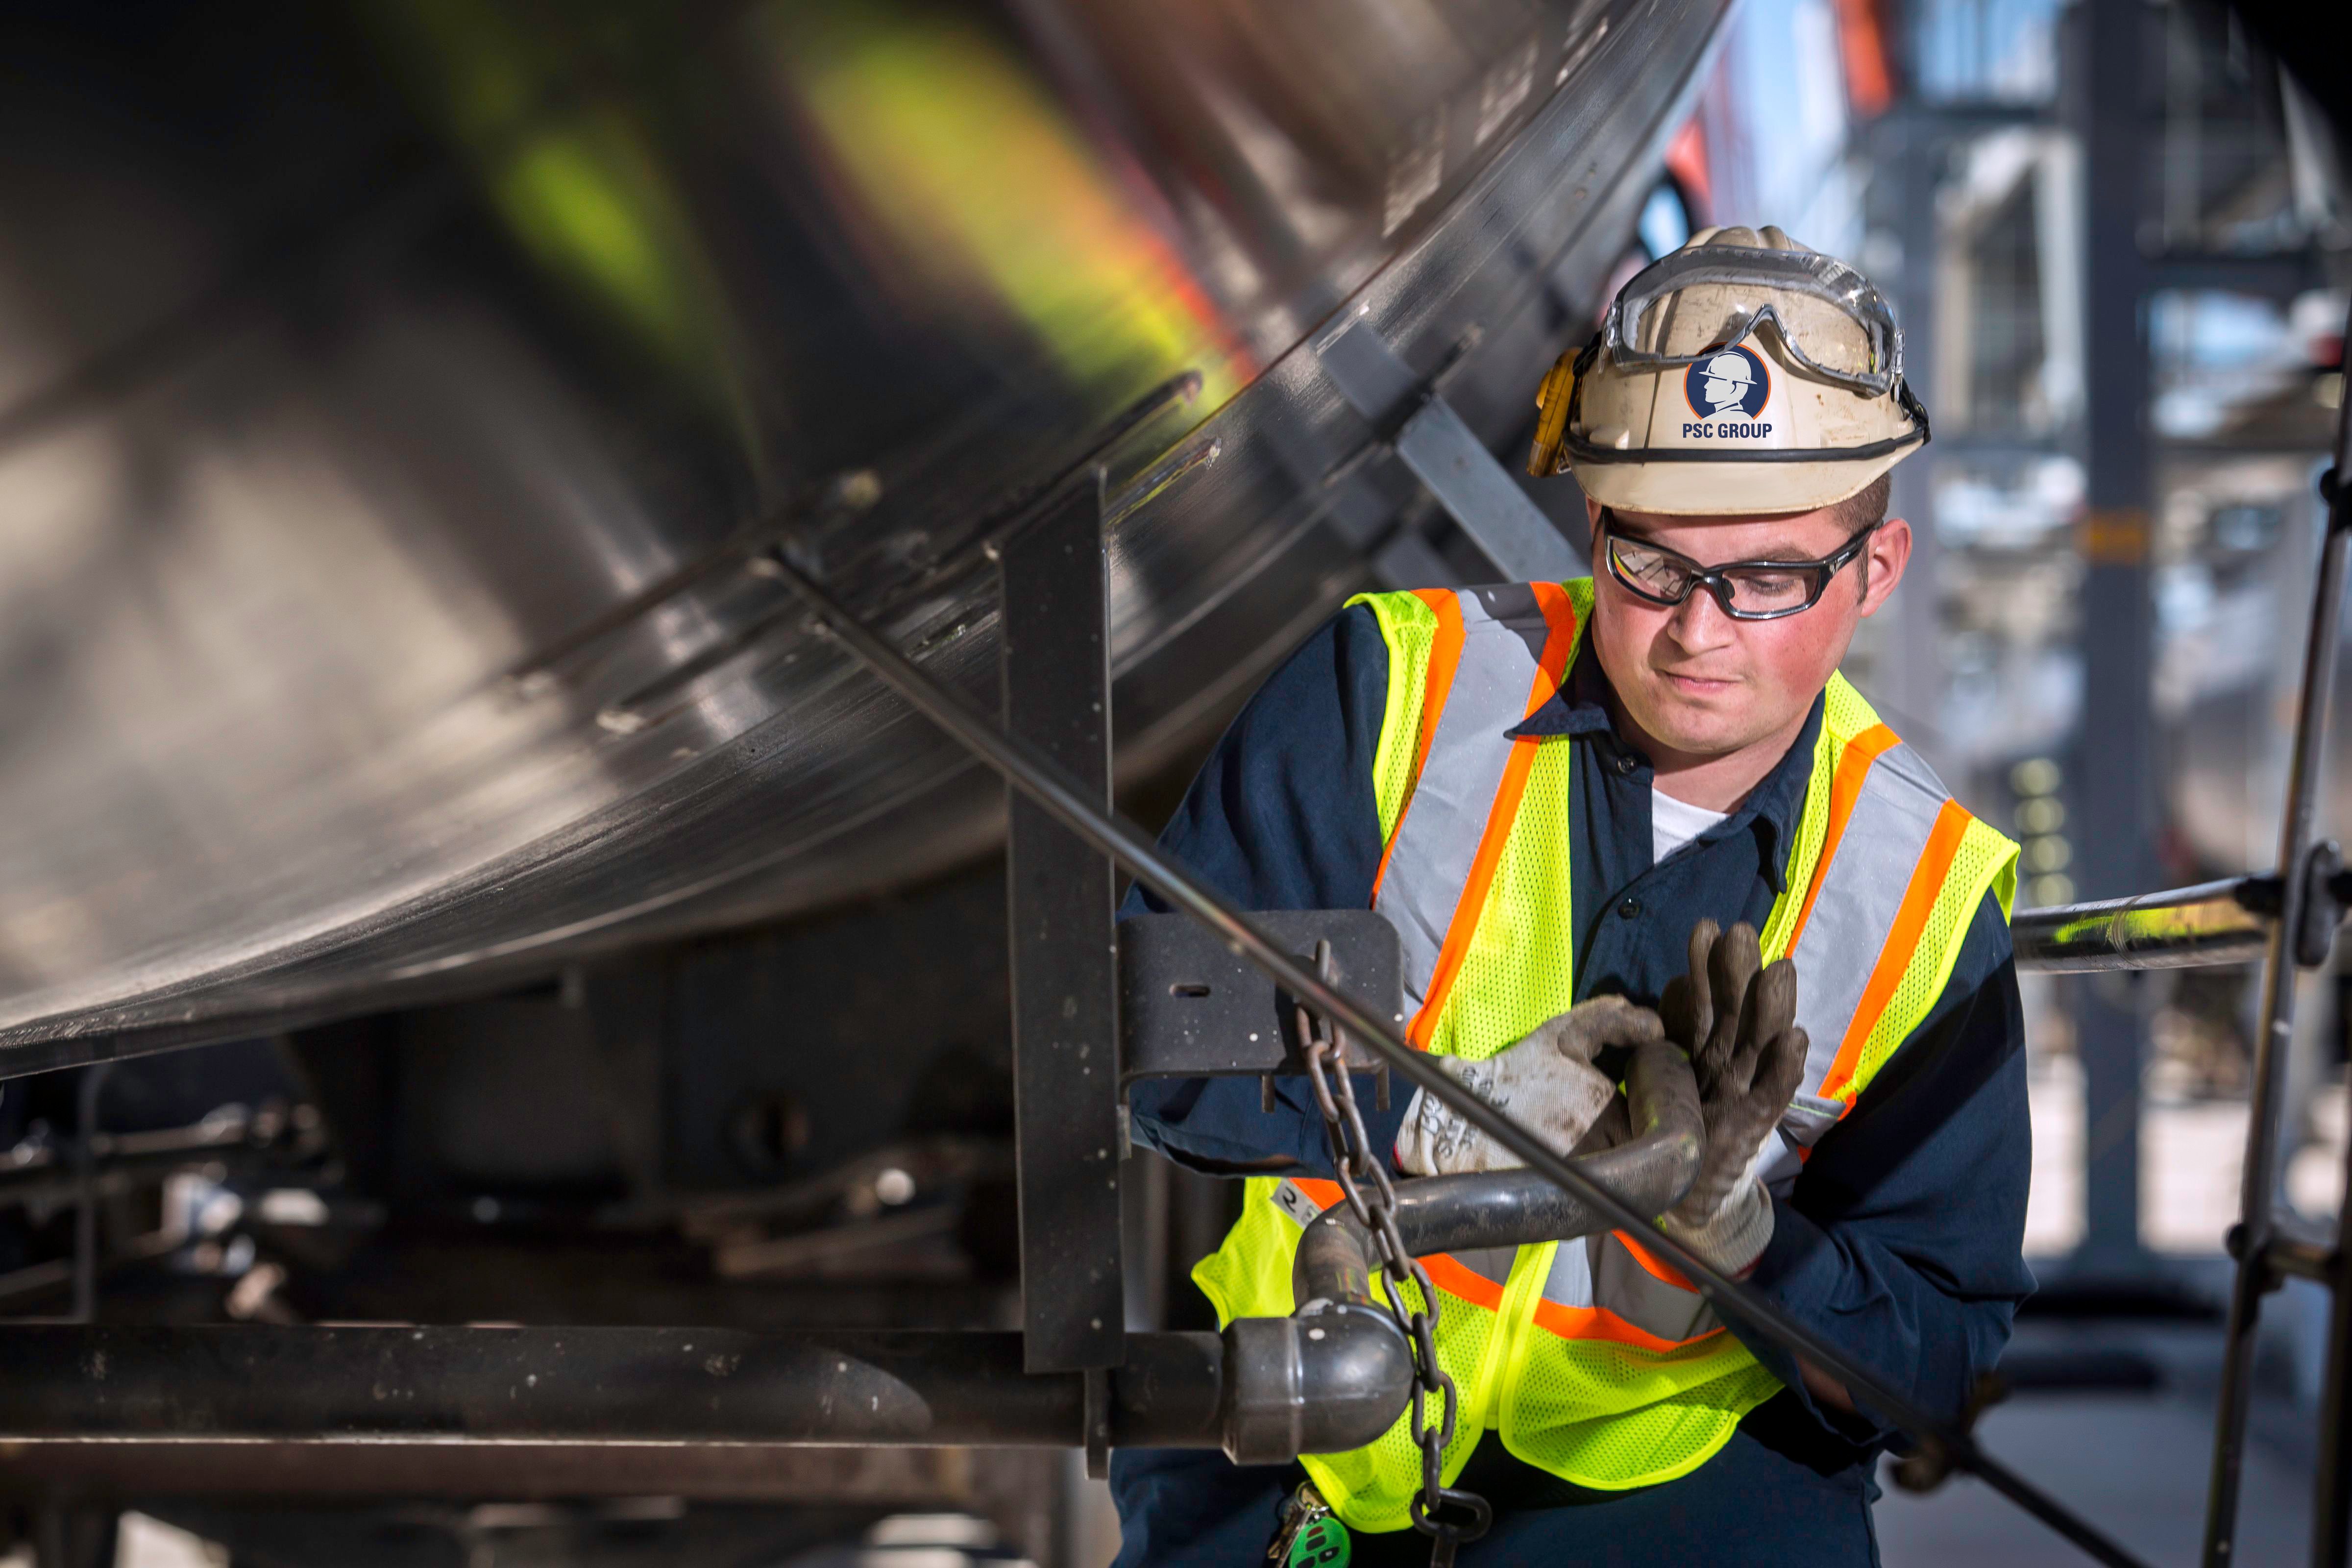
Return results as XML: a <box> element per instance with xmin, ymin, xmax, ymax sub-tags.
<box><xmin>365</xmin><ymin>0</ymin><xmax>762</xmax><ymax>468</ymax></box>
<box><xmin>766</xmin><ymin>2</ymin><xmax>1248</xmax><ymax>404</ymax></box>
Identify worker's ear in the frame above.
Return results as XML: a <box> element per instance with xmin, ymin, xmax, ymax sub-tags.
<box><xmin>1585</xmin><ymin>496</ymin><xmax>1606</xmax><ymax>556</ymax></box>
<box><xmin>1856</xmin><ymin>517</ymin><xmax>1911</xmax><ymax>618</ymax></box>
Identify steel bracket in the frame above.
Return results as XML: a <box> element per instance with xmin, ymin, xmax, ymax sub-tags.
<box><xmin>1119</xmin><ymin>910</ymin><xmax>1404</xmax><ymax>1083</ymax></box>
<box><xmin>1317</xmin><ymin>320</ymin><xmax>1580</xmax><ymax>584</ymax></box>
<box><xmin>999</xmin><ymin>478</ymin><xmax>1124</xmax><ymax>1374</ymax></box>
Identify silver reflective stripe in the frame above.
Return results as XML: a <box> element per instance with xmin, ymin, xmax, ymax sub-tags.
<box><xmin>1450</xmin><ymin>1247</ymin><xmax>1518</xmax><ymax>1289</ymax></box>
<box><xmin>1785</xmin><ymin>739</ymin><xmax>1948</xmax><ymax>1110</ymax></box>
<box><xmin>1594</xmin><ymin>1236</ymin><xmax>1721</xmax><ymax>1342</ymax></box>
<box><xmin>1757</xmin><ymin>737</ymin><xmax>1958</xmax><ymax>1188</ymax></box>
<box><xmin>1273</xmin><ymin>1179</ymin><xmax>1328</xmax><ymax>1229</ymax></box>
<box><xmin>1537</xmin><ymin>1233</ymin><xmax>1723</xmax><ymax>1344</ymax></box>
<box><xmin>1374</xmin><ymin>585</ymin><xmax>1553</xmax><ymax>1012</ymax></box>
<box><xmin>1542</xmin><ymin>1236</ymin><xmax>1596</xmax><ymax>1308</ymax></box>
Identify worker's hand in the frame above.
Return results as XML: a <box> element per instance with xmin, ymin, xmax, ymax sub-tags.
<box><xmin>1394</xmin><ymin>997</ymin><xmax>1663</xmax><ymax>1176</ymax></box>
<box><xmin>1655</xmin><ymin>920</ymin><xmax>1808</xmax><ymax>1273</ymax></box>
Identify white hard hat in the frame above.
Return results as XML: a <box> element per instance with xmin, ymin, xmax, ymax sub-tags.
<box><xmin>1526</xmin><ymin>225</ymin><xmax>1929</xmax><ymax>516</ymax></box>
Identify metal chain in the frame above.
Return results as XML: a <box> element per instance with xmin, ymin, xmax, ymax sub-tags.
<box><xmin>1294</xmin><ymin>943</ymin><xmax>1490</xmax><ymax>1566</ymax></box>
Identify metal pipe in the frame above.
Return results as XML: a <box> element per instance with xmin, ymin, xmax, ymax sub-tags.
<box><xmin>1295</xmin><ymin>1040</ymin><xmax>1702</xmax><ymax>1311</ymax></box>
<box><xmin>1221</xmin><ymin>1308</ymin><xmax>1414</xmax><ymax>1464</ymax></box>
<box><xmin>2204</xmin><ymin>313</ymin><xmax>2352</xmax><ymax>1568</ymax></box>
<box><xmin>772</xmin><ymin>548</ymin><xmax>2154</xmax><ymax>1568</ymax></box>
<box><xmin>0</xmin><ymin>1441</ymin><xmax>1044</xmax><ymax>1503</ymax></box>
<box><xmin>2256</xmin><ymin>1217</ymin><xmax>2338</xmax><ymax>1288</ymax></box>
<box><xmin>0</xmin><ymin>1323</ymin><xmax>1408</xmax><ymax>1469</ymax></box>
<box><xmin>2012</xmin><ymin>877</ymin><xmax>2276</xmax><ymax>973</ymax></box>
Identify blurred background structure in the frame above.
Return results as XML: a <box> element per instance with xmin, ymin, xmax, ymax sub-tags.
<box><xmin>0</xmin><ymin>0</ymin><xmax>2345</xmax><ymax>1564</ymax></box>
<box><xmin>1654</xmin><ymin>0</ymin><xmax>2352</xmax><ymax>1558</ymax></box>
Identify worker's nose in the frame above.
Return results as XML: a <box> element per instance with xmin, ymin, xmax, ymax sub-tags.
<box><xmin>1664</xmin><ymin>584</ymin><xmax>1739</xmax><ymax>653</ymax></box>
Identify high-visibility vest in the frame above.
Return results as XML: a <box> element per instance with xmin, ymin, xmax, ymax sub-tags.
<box><xmin>1192</xmin><ymin>578</ymin><xmax>2019</xmax><ymax>1531</ymax></box>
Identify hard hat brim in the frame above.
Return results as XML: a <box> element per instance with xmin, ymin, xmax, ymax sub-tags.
<box><xmin>1572</xmin><ymin>441</ymin><xmax>1918</xmax><ymax>518</ymax></box>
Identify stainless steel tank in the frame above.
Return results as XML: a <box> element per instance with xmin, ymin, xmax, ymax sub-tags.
<box><xmin>0</xmin><ymin>0</ymin><xmax>1728</xmax><ymax>1062</ymax></box>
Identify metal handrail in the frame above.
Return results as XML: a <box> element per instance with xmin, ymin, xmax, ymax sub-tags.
<box><xmin>2013</xmin><ymin>877</ymin><xmax>2278</xmax><ymax>972</ymax></box>
<box><xmin>771</xmin><ymin>546</ymin><xmax>2154</xmax><ymax>1568</ymax></box>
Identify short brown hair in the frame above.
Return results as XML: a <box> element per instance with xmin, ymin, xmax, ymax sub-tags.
<box><xmin>1830</xmin><ymin>473</ymin><xmax>1892</xmax><ymax>537</ymax></box>
<box><xmin>1833</xmin><ymin>474</ymin><xmax>1891</xmax><ymax>596</ymax></box>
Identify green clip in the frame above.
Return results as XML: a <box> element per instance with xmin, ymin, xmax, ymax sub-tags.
<box><xmin>1270</xmin><ymin>1483</ymin><xmax>1350</xmax><ymax>1568</ymax></box>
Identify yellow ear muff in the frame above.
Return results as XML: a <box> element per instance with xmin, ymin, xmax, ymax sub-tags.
<box><xmin>1526</xmin><ymin>349</ymin><xmax>1578</xmax><ymax>477</ymax></box>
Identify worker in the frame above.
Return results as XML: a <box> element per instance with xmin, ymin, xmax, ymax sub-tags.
<box><xmin>1112</xmin><ymin>225</ymin><xmax>2031</xmax><ymax>1566</ymax></box>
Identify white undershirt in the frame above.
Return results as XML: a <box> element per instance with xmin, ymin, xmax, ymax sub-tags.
<box><xmin>1652</xmin><ymin>787</ymin><xmax>1730</xmax><ymax>864</ymax></box>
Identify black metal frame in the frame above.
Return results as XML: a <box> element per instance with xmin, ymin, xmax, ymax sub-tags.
<box><xmin>999</xmin><ymin>479</ymin><xmax>1126</xmax><ymax>1378</ymax></box>
<box><xmin>2198</xmin><ymin>401</ymin><xmax>2352</xmax><ymax>1566</ymax></box>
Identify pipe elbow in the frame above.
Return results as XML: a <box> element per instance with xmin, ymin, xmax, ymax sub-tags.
<box><xmin>1219</xmin><ymin>1305</ymin><xmax>1411</xmax><ymax>1464</ymax></box>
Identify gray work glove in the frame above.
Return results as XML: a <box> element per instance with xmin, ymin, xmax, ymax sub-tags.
<box><xmin>1394</xmin><ymin>997</ymin><xmax>1663</xmax><ymax>1176</ymax></box>
<box><xmin>1655</xmin><ymin>920</ymin><xmax>1808</xmax><ymax>1273</ymax></box>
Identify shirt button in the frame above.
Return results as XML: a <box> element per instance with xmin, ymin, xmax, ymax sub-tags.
<box><xmin>1613</xmin><ymin>754</ymin><xmax>1639</xmax><ymax>776</ymax></box>
<box><xmin>1617</xmin><ymin>896</ymin><xmax>1641</xmax><ymax>919</ymax></box>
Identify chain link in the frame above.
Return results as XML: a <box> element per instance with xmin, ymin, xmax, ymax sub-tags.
<box><xmin>1294</xmin><ymin>943</ymin><xmax>1489</xmax><ymax>1566</ymax></box>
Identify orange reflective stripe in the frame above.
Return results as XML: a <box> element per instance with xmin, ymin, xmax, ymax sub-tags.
<box><xmin>1610</xmin><ymin>1229</ymin><xmax>1697</xmax><ymax>1293</ymax></box>
<box><xmin>1421</xmin><ymin>1251</ymin><xmax>1507</xmax><ymax>1310</ymax></box>
<box><xmin>1817</xmin><ymin>799</ymin><xmax>1973</xmax><ymax>1102</ymax></box>
<box><xmin>1293</xmin><ymin>1178</ymin><xmax>1343</xmax><ymax>1209</ymax></box>
<box><xmin>1785</xmin><ymin>723</ymin><xmax>1900</xmax><ymax>951</ymax></box>
<box><xmin>1528</xmin><ymin>1296</ymin><xmax>1712</xmax><ymax>1352</ymax></box>
<box><xmin>1371</xmin><ymin>590</ymin><xmax>1468</xmax><ymax>902</ymax></box>
<box><xmin>1405</xmin><ymin>586</ymin><xmax>1582</xmax><ymax>1047</ymax></box>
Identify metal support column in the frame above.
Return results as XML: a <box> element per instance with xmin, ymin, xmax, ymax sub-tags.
<box><xmin>2203</xmin><ymin>468</ymin><xmax>2351</xmax><ymax>1566</ymax></box>
<box><xmin>2069</xmin><ymin>0</ymin><xmax>2158</xmax><ymax>1274</ymax></box>
<box><xmin>2306</xmin><ymin>470</ymin><xmax>2352</xmax><ymax>1568</ymax></box>
<box><xmin>71</xmin><ymin>1063</ymin><xmax>107</xmax><ymax>1324</ymax></box>
<box><xmin>2208</xmin><ymin>333</ymin><xmax>2352</xmax><ymax>1565</ymax></box>
<box><xmin>999</xmin><ymin>478</ymin><xmax>1125</xmax><ymax>1376</ymax></box>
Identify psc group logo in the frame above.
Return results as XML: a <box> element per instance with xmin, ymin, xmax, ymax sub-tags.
<box><xmin>1680</xmin><ymin>343</ymin><xmax>1773</xmax><ymax>440</ymax></box>
<box><xmin>1684</xmin><ymin>345</ymin><xmax>1770</xmax><ymax>419</ymax></box>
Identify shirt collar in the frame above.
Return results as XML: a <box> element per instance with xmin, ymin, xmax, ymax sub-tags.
<box><xmin>1507</xmin><ymin>642</ymin><xmax>1618</xmax><ymax>738</ymax></box>
<box><xmin>1506</xmin><ymin>646</ymin><xmax>1823</xmax><ymax>892</ymax></box>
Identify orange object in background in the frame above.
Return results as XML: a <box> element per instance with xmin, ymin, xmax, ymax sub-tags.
<box><xmin>1832</xmin><ymin>0</ymin><xmax>1895</xmax><ymax>118</ymax></box>
<box><xmin>1663</xmin><ymin>117</ymin><xmax>1711</xmax><ymax>226</ymax></box>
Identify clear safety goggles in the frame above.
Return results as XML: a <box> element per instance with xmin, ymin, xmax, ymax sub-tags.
<box><xmin>1599</xmin><ymin>245</ymin><xmax>1905</xmax><ymax>396</ymax></box>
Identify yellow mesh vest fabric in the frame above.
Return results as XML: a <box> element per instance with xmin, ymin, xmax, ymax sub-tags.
<box><xmin>1348</xmin><ymin>590</ymin><xmax>1440</xmax><ymax>841</ymax></box>
<box><xmin>1758</xmin><ymin>683</ymin><xmax>1850</xmax><ymax>961</ymax></box>
<box><xmin>1188</xmin><ymin>597</ymin><xmax>2020</xmax><ymax>1523</ymax></box>
<box><xmin>1499</xmin><ymin>1327</ymin><xmax>1784</xmax><ymax>1486</ymax></box>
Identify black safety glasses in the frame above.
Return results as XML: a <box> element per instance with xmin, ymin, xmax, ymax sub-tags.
<box><xmin>1598</xmin><ymin>509</ymin><xmax>1879</xmax><ymax>621</ymax></box>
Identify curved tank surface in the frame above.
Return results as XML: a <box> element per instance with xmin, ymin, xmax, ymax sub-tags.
<box><xmin>0</xmin><ymin>0</ymin><xmax>1729</xmax><ymax>1062</ymax></box>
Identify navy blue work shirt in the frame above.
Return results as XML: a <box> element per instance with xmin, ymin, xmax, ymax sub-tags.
<box><xmin>1115</xmin><ymin>602</ymin><xmax>2035</xmax><ymax>1564</ymax></box>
